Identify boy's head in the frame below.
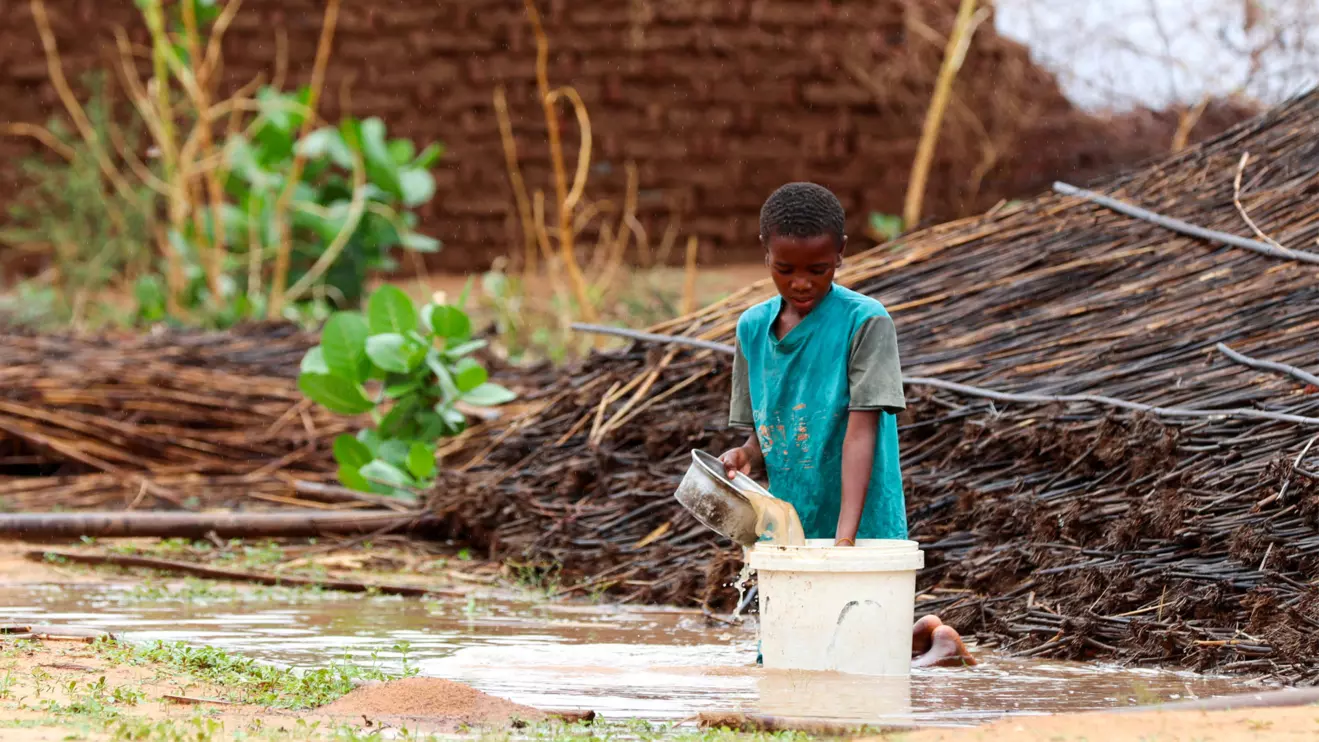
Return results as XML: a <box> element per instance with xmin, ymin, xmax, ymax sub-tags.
<box><xmin>759</xmin><ymin>182</ymin><xmax>847</xmax><ymax>315</ymax></box>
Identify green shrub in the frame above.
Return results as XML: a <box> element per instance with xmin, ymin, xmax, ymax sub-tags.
<box><xmin>298</xmin><ymin>284</ymin><xmax>515</xmax><ymax>495</ymax></box>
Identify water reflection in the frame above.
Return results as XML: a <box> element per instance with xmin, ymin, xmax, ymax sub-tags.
<box><xmin>0</xmin><ymin>583</ymin><xmax>1266</xmax><ymax>726</ymax></box>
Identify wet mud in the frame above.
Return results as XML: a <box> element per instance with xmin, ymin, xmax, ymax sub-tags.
<box><xmin>0</xmin><ymin>583</ymin><xmax>1268</xmax><ymax>727</ymax></box>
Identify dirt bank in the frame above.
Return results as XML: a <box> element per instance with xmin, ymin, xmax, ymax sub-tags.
<box><xmin>323</xmin><ymin>676</ymin><xmax>548</xmax><ymax>728</ymax></box>
<box><xmin>0</xmin><ymin>637</ymin><xmax>571</xmax><ymax>741</ymax></box>
<box><xmin>890</xmin><ymin>706</ymin><xmax>1319</xmax><ymax>741</ymax></box>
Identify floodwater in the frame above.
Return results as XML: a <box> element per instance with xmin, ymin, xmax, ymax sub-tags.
<box><xmin>0</xmin><ymin>582</ymin><xmax>1266</xmax><ymax>727</ymax></box>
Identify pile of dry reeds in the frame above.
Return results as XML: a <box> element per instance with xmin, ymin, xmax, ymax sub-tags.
<box><xmin>432</xmin><ymin>89</ymin><xmax>1319</xmax><ymax>682</ymax></box>
<box><xmin>0</xmin><ymin>322</ymin><xmax>350</xmax><ymax>510</ymax></box>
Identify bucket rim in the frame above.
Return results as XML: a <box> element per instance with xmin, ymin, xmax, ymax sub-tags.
<box><xmin>748</xmin><ymin>538</ymin><xmax>924</xmax><ymax>572</ymax></box>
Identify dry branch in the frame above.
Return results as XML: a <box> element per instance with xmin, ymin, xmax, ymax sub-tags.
<box><xmin>2</xmin><ymin>511</ymin><xmax>430</xmax><ymax>541</ymax></box>
<box><xmin>26</xmin><ymin>549</ymin><xmax>462</xmax><ymax>598</ymax></box>
<box><xmin>1218</xmin><ymin>343</ymin><xmax>1319</xmax><ymax>389</ymax></box>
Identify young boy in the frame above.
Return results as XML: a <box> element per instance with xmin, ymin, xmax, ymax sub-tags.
<box><xmin>719</xmin><ymin>182</ymin><xmax>974</xmax><ymax>668</ymax></box>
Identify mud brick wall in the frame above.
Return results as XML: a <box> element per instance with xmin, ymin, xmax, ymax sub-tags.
<box><xmin>0</xmin><ymin>0</ymin><xmax>1249</xmax><ymax>273</ymax></box>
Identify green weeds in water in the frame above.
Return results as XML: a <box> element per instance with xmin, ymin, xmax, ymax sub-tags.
<box><xmin>95</xmin><ymin>638</ymin><xmax>414</xmax><ymax>710</ymax></box>
<box><xmin>505</xmin><ymin>561</ymin><xmax>563</xmax><ymax>599</ymax></box>
<box><xmin>119</xmin><ymin>577</ymin><xmax>348</xmax><ymax>606</ymax></box>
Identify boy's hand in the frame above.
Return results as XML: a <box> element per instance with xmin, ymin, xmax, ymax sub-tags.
<box><xmin>719</xmin><ymin>447</ymin><xmax>752</xmax><ymax>480</ymax></box>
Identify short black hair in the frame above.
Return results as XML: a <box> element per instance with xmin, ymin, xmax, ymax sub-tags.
<box><xmin>759</xmin><ymin>182</ymin><xmax>846</xmax><ymax>248</ymax></box>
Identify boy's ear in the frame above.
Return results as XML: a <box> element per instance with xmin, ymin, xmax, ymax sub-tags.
<box><xmin>838</xmin><ymin>234</ymin><xmax>848</xmax><ymax>264</ymax></box>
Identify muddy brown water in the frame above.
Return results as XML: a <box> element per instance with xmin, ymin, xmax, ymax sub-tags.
<box><xmin>0</xmin><ymin>582</ymin><xmax>1267</xmax><ymax>727</ymax></box>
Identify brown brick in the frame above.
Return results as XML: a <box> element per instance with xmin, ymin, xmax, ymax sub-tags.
<box><xmin>468</xmin><ymin>55</ymin><xmax>538</xmax><ymax>83</ymax></box>
<box><xmin>802</xmin><ymin>82</ymin><xmax>873</xmax><ymax>106</ymax></box>
<box><xmin>710</xmin><ymin>79</ymin><xmax>797</xmax><ymax>106</ymax></box>
<box><xmin>569</xmin><ymin>6</ymin><xmax>635</xmax><ymax>26</ymax></box>
<box><xmin>579</xmin><ymin>54</ymin><xmax>647</xmax><ymax>77</ymax></box>
<box><xmin>750</xmin><ymin>1</ymin><xmax>827</xmax><ymax>26</ymax></box>
<box><xmin>667</xmin><ymin>107</ymin><xmax>736</xmax><ymax>131</ymax></box>
<box><xmin>655</xmin><ymin>0</ymin><xmax>749</xmax><ymax>23</ymax></box>
<box><xmin>413</xmin><ymin>30</ymin><xmax>497</xmax><ymax>53</ymax></box>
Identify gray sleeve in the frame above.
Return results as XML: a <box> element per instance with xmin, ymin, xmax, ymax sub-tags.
<box><xmin>729</xmin><ymin>341</ymin><xmax>755</xmax><ymax>427</ymax></box>
<box><xmin>848</xmin><ymin>315</ymin><xmax>905</xmax><ymax>413</ymax></box>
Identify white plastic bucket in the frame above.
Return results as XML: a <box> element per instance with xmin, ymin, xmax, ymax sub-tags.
<box><xmin>748</xmin><ymin>538</ymin><xmax>924</xmax><ymax>677</ymax></box>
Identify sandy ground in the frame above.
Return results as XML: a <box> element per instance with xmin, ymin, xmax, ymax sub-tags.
<box><xmin>0</xmin><ymin>543</ymin><xmax>106</xmax><ymax>586</ymax></box>
<box><xmin>888</xmin><ymin>706</ymin><xmax>1319</xmax><ymax>741</ymax></box>
<box><xmin>0</xmin><ymin>639</ymin><xmax>557</xmax><ymax>741</ymax></box>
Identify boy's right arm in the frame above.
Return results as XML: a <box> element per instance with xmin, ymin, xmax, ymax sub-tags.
<box><xmin>721</xmin><ymin>337</ymin><xmax>764</xmax><ymax>479</ymax></box>
<box><xmin>721</xmin><ymin>432</ymin><xmax>764</xmax><ymax>479</ymax></box>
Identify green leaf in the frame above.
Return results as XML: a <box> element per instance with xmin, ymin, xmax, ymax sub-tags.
<box><xmin>377</xmin><ymin>440</ymin><xmax>412</xmax><ymax>467</ymax></box>
<box><xmin>298</xmin><ymin>373</ymin><xmax>374</xmax><ymax>415</ymax></box>
<box><xmin>399</xmin><ymin>231</ymin><xmax>441</xmax><ymax>253</ymax></box>
<box><xmin>358</xmin><ymin>117</ymin><xmax>403</xmax><ymax>198</ymax></box>
<box><xmin>462</xmin><ymin>382</ymin><xmax>517</xmax><ymax>407</ymax></box>
<box><xmin>443</xmin><ymin>339</ymin><xmax>488</xmax><ymax>359</ymax></box>
<box><xmin>320</xmin><ymin>312</ymin><xmax>371</xmax><ymax>383</ymax></box>
<box><xmin>332</xmin><ymin>434</ymin><xmax>373</xmax><ymax>469</ymax></box>
<box><xmin>452</xmin><ymin>357</ymin><xmax>488</xmax><ymax>393</ymax></box>
<box><xmin>367</xmin><ymin>285</ymin><xmax>417</xmax><ymax>334</ymax></box>
<box><xmin>434</xmin><ymin>403</ymin><xmax>467</xmax><ymax>433</ymax></box>
<box><xmin>366</xmin><ymin>333</ymin><xmax>426</xmax><ymax>374</ymax></box>
<box><xmin>356</xmin><ymin>429</ymin><xmax>382</xmax><ymax>457</ymax></box>
<box><xmin>398</xmin><ymin>168</ymin><xmax>436</xmax><ymax>207</ymax></box>
<box><xmin>224</xmin><ymin>137</ymin><xmax>277</xmax><ymax>192</ymax></box>
<box><xmin>360</xmin><ymin>460</ymin><xmax>413</xmax><ymax>490</ymax></box>
<box><xmin>298</xmin><ymin>127</ymin><xmax>354</xmax><ymax>169</ymax></box>
<box><xmin>407</xmin><ymin>442</ymin><xmax>437</xmax><ymax>480</ymax></box>
<box><xmin>384</xmin><ymin>379</ymin><xmax>422</xmax><ymax>399</ymax></box>
<box><xmin>388</xmin><ymin>138</ymin><xmax>416</xmax><ymax>165</ymax></box>
<box><xmin>293</xmin><ymin>200</ymin><xmax>353</xmax><ymax>243</ymax></box>
<box><xmin>337</xmin><ymin>464</ymin><xmax>373</xmax><ymax>493</ymax></box>
<box><xmin>300</xmin><ymin>347</ymin><xmax>329</xmax><ymax>375</ymax></box>
<box><xmin>413</xmin><ymin>142</ymin><xmax>445</xmax><ymax>169</ymax></box>
<box><xmin>416</xmin><ymin>411</ymin><xmax>447</xmax><ymax>441</ymax></box>
<box><xmin>379</xmin><ymin>396</ymin><xmax>422</xmax><ymax>439</ymax></box>
<box><xmin>133</xmin><ymin>275</ymin><xmax>168</xmax><ymax>322</ymax></box>
<box><xmin>427</xmin><ymin>350</ymin><xmax>461</xmax><ymax>402</ymax></box>
<box><xmin>868</xmin><ymin>212</ymin><xmax>905</xmax><ymax>242</ymax></box>
<box><xmin>421</xmin><ymin>304</ymin><xmax>471</xmax><ymax>340</ymax></box>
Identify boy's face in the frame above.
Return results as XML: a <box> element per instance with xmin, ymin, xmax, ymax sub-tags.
<box><xmin>763</xmin><ymin>232</ymin><xmax>844</xmax><ymax>315</ymax></box>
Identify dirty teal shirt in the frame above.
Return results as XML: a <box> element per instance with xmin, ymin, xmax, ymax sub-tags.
<box><xmin>729</xmin><ymin>284</ymin><xmax>908</xmax><ymax>540</ymax></box>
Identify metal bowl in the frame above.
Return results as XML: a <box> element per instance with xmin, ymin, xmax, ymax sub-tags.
<box><xmin>673</xmin><ymin>449</ymin><xmax>762</xmax><ymax>546</ymax></box>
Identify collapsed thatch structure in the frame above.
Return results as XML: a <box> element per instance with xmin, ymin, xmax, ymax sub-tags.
<box><xmin>0</xmin><ymin>324</ymin><xmax>345</xmax><ymax>510</ymax></box>
<box><xmin>433</xmin><ymin>89</ymin><xmax>1319</xmax><ymax>682</ymax></box>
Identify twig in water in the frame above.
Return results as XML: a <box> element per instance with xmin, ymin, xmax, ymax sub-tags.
<box><xmin>26</xmin><ymin>550</ymin><xmax>465</xmax><ymax>598</ymax></box>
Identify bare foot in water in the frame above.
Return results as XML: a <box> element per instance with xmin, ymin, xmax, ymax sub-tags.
<box><xmin>912</xmin><ymin>625</ymin><xmax>978</xmax><ymax>668</ymax></box>
<box><xmin>911</xmin><ymin>614</ymin><xmax>944</xmax><ymax>656</ymax></box>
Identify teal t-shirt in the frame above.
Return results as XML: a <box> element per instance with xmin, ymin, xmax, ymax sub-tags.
<box><xmin>729</xmin><ymin>284</ymin><xmax>908</xmax><ymax>540</ymax></box>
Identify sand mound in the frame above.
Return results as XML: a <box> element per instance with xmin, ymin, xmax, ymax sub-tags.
<box><xmin>322</xmin><ymin>678</ymin><xmax>547</xmax><ymax>728</ymax></box>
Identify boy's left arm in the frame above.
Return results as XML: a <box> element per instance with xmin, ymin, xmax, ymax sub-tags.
<box><xmin>837</xmin><ymin>315</ymin><xmax>906</xmax><ymax>545</ymax></box>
